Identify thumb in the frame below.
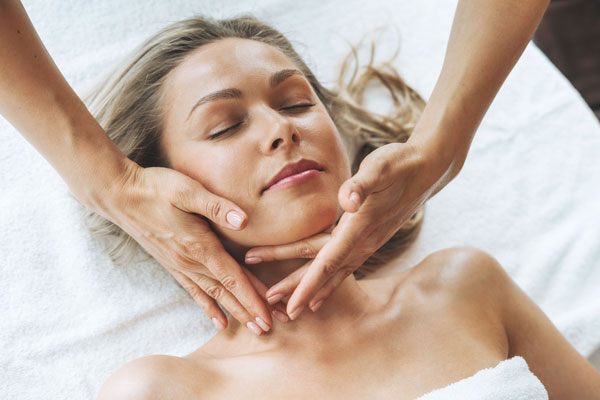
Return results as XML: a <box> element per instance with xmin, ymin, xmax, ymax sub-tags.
<box><xmin>172</xmin><ymin>177</ymin><xmax>248</xmax><ymax>230</ymax></box>
<box><xmin>338</xmin><ymin>160</ymin><xmax>382</xmax><ymax>213</ymax></box>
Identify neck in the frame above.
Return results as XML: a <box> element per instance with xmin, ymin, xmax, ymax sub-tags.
<box><xmin>217</xmin><ymin>240</ymin><xmax>373</xmax><ymax>351</ymax></box>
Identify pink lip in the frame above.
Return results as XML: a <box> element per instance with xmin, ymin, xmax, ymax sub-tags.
<box><xmin>262</xmin><ymin>158</ymin><xmax>325</xmax><ymax>193</ymax></box>
<box><xmin>263</xmin><ymin>169</ymin><xmax>323</xmax><ymax>192</ymax></box>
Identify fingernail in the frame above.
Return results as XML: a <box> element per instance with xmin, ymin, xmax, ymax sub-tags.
<box><xmin>272</xmin><ymin>310</ymin><xmax>289</xmax><ymax>323</ymax></box>
<box><xmin>310</xmin><ymin>299</ymin><xmax>324</xmax><ymax>313</ymax></box>
<box><xmin>255</xmin><ymin>317</ymin><xmax>270</xmax><ymax>332</ymax></box>
<box><xmin>226</xmin><ymin>211</ymin><xmax>244</xmax><ymax>229</ymax></box>
<box><xmin>288</xmin><ymin>305</ymin><xmax>305</xmax><ymax>320</ymax></box>
<box><xmin>267</xmin><ymin>293</ymin><xmax>284</xmax><ymax>305</ymax></box>
<box><xmin>246</xmin><ymin>321</ymin><xmax>263</xmax><ymax>336</ymax></box>
<box><xmin>350</xmin><ymin>192</ymin><xmax>361</xmax><ymax>207</ymax></box>
<box><xmin>245</xmin><ymin>256</ymin><xmax>262</xmax><ymax>264</ymax></box>
<box><xmin>212</xmin><ymin>317</ymin><xmax>225</xmax><ymax>331</ymax></box>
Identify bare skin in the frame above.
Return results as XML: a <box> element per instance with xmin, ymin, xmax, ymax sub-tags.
<box><xmin>98</xmin><ymin>248</ymin><xmax>600</xmax><ymax>399</ymax></box>
<box><xmin>1</xmin><ymin>0</ymin><xmax>550</xmax><ymax>331</ymax></box>
<box><xmin>97</xmin><ymin>37</ymin><xmax>599</xmax><ymax>398</ymax></box>
<box><xmin>0</xmin><ymin>0</ymin><xmax>274</xmax><ymax>333</ymax></box>
<box><xmin>260</xmin><ymin>0</ymin><xmax>552</xmax><ymax>321</ymax></box>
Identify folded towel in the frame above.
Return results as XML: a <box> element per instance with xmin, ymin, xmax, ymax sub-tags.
<box><xmin>416</xmin><ymin>356</ymin><xmax>548</xmax><ymax>400</ymax></box>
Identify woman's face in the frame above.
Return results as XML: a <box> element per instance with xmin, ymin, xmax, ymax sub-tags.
<box><xmin>160</xmin><ymin>38</ymin><xmax>351</xmax><ymax>248</ymax></box>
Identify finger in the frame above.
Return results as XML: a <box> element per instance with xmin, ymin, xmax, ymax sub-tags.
<box><xmin>240</xmin><ymin>267</ymin><xmax>269</xmax><ymax>297</ymax></box>
<box><xmin>244</xmin><ymin>233</ymin><xmax>331</xmax><ymax>264</ymax></box>
<box><xmin>242</xmin><ymin>269</ymin><xmax>290</xmax><ymax>323</ymax></box>
<box><xmin>201</xmin><ymin>242</ymin><xmax>274</xmax><ymax>329</ymax></box>
<box><xmin>171</xmin><ymin>176</ymin><xmax>248</xmax><ymax>231</ymax></box>
<box><xmin>307</xmin><ymin>262</ymin><xmax>363</xmax><ymax>312</ymax></box>
<box><xmin>286</xmin><ymin>214</ymin><xmax>367</xmax><ymax>319</ymax></box>
<box><xmin>190</xmin><ymin>272</ymin><xmax>270</xmax><ymax>335</ymax></box>
<box><xmin>168</xmin><ymin>268</ymin><xmax>228</xmax><ymax>331</ymax></box>
<box><xmin>270</xmin><ymin>301</ymin><xmax>290</xmax><ymax>323</ymax></box>
<box><xmin>264</xmin><ymin>262</ymin><xmax>310</xmax><ymax>305</ymax></box>
<box><xmin>338</xmin><ymin>156</ymin><xmax>389</xmax><ymax>213</ymax></box>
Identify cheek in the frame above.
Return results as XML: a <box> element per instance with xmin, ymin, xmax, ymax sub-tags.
<box><xmin>234</xmin><ymin>116</ymin><xmax>349</xmax><ymax>246</ymax></box>
<box><xmin>225</xmin><ymin>179</ymin><xmax>342</xmax><ymax>247</ymax></box>
<box><xmin>167</xmin><ymin>110</ymin><xmax>351</xmax><ymax>248</ymax></box>
<box><xmin>168</xmin><ymin>145</ymin><xmax>257</xmax><ymax>214</ymax></box>
<box><xmin>309</xmin><ymin>113</ymin><xmax>352</xmax><ymax>182</ymax></box>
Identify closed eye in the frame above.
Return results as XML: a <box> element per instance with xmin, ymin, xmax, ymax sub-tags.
<box><xmin>280</xmin><ymin>103</ymin><xmax>316</xmax><ymax>112</ymax></box>
<box><xmin>208</xmin><ymin>103</ymin><xmax>314</xmax><ymax>140</ymax></box>
<box><xmin>208</xmin><ymin>121</ymin><xmax>243</xmax><ymax>140</ymax></box>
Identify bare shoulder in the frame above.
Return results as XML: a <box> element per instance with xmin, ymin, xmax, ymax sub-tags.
<box><xmin>414</xmin><ymin>246</ymin><xmax>510</xmax><ymax>284</ymax></box>
<box><xmin>406</xmin><ymin>246</ymin><xmax>511</xmax><ymax>303</ymax></box>
<box><xmin>375</xmin><ymin>246</ymin><xmax>510</xmax><ymax>301</ymax></box>
<box><xmin>97</xmin><ymin>354</ymin><xmax>215</xmax><ymax>400</ymax></box>
<box><xmin>401</xmin><ymin>247</ymin><xmax>510</xmax><ymax>357</ymax></box>
<box><xmin>361</xmin><ymin>246</ymin><xmax>510</xmax><ymax>307</ymax></box>
<box><xmin>377</xmin><ymin>247</ymin><xmax>600</xmax><ymax>397</ymax></box>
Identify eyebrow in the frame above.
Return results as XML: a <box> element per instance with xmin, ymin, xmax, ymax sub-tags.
<box><xmin>186</xmin><ymin>68</ymin><xmax>304</xmax><ymax>121</ymax></box>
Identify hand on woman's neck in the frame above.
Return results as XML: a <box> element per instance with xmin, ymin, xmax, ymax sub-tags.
<box><xmin>216</xmin><ymin>237</ymin><xmax>375</xmax><ymax>349</ymax></box>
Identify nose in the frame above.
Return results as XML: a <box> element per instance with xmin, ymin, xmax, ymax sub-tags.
<box><xmin>258</xmin><ymin>106</ymin><xmax>301</xmax><ymax>154</ymax></box>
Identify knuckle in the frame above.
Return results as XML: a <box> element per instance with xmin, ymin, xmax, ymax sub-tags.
<box><xmin>184</xmin><ymin>241</ymin><xmax>205</xmax><ymax>262</ymax></box>
<box><xmin>174</xmin><ymin>186</ymin><xmax>194</xmax><ymax>207</ymax></box>
<box><xmin>184</xmin><ymin>284</ymin><xmax>203</xmax><ymax>300</ymax></box>
<box><xmin>298</xmin><ymin>243</ymin><xmax>316</xmax><ymax>258</ymax></box>
<box><xmin>172</xmin><ymin>251</ymin><xmax>192</xmax><ymax>270</ymax></box>
<box><xmin>164</xmin><ymin>246</ymin><xmax>181</xmax><ymax>263</ymax></box>
<box><xmin>204</xmin><ymin>199</ymin><xmax>223</xmax><ymax>221</ymax></box>
<box><xmin>322</xmin><ymin>261</ymin><xmax>338</xmax><ymax>277</ymax></box>
<box><xmin>163</xmin><ymin>247</ymin><xmax>178</xmax><ymax>265</ymax></box>
<box><xmin>205</xmin><ymin>285</ymin><xmax>223</xmax><ymax>300</ymax></box>
<box><xmin>341</xmin><ymin>267</ymin><xmax>355</xmax><ymax>277</ymax></box>
<box><xmin>220</xmin><ymin>275</ymin><xmax>237</xmax><ymax>292</ymax></box>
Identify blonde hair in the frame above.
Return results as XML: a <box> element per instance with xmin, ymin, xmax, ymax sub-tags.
<box><xmin>83</xmin><ymin>15</ymin><xmax>425</xmax><ymax>278</ymax></box>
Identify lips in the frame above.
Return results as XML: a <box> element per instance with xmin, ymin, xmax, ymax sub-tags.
<box><xmin>262</xmin><ymin>158</ymin><xmax>324</xmax><ymax>193</ymax></box>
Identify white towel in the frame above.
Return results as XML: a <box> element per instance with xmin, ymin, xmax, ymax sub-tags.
<box><xmin>2</xmin><ymin>0</ymin><xmax>600</xmax><ymax>398</ymax></box>
<box><xmin>416</xmin><ymin>356</ymin><xmax>548</xmax><ymax>400</ymax></box>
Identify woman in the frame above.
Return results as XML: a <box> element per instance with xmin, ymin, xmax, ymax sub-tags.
<box><xmin>91</xmin><ymin>16</ymin><xmax>599</xmax><ymax>399</ymax></box>
<box><xmin>0</xmin><ymin>1</ymin><xmax>552</xmax><ymax>332</ymax></box>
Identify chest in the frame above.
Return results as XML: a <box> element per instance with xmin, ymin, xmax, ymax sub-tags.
<box><xmin>206</xmin><ymin>327</ymin><xmax>505</xmax><ymax>400</ymax></box>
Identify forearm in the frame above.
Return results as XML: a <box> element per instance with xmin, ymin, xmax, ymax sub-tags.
<box><xmin>409</xmin><ymin>0</ymin><xmax>550</xmax><ymax>193</ymax></box>
<box><xmin>0</xmin><ymin>0</ymin><xmax>130</xmax><ymax>213</ymax></box>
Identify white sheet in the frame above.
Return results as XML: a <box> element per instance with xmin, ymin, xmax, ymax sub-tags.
<box><xmin>1</xmin><ymin>0</ymin><xmax>599</xmax><ymax>398</ymax></box>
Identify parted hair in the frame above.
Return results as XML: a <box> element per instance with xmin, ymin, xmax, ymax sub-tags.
<box><xmin>83</xmin><ymin>15</ymin><xmax>425</xmax><ymax>278</ymax></box>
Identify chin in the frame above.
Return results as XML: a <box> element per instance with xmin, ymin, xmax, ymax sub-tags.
<box><xmin>218</xmin><ymin>199</ymin><xmax>341</xmax><ymax>248</ymax></box>
<box><xmin>273</xmin><ymin>203</ymin><xmax>339</xmax><ymax>244</ymax></box>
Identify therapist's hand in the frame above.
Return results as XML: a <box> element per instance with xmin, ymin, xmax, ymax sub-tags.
<box><xmin>0</xmin><ymin>0</ymin><xmax>278</xmax><ymax>335</ymax></box>
<box><xmin>106</xmin><ymin>161</ymin><xmax>278</xmax><ymax>334</ymax></box>
<box><xmin>243</xmin><ymin>0</ymin><xmax>552</xmax><ymax>321</ymax></box>
<box><xmin>245</xmin><ymin>141</ymin><xmax>443</xmax><ymax>319</ymax></box>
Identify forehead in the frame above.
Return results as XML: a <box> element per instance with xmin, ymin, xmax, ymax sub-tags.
<box><xmin>166</xmin><ymin>38</ymin><xmax>298</xmax><ymax>96</ymax></box>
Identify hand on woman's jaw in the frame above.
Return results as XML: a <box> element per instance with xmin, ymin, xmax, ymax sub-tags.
<box><xmin>158</xmin><ymin>37</ymin><xmax>373</xmax><ymax>342</ymax></box>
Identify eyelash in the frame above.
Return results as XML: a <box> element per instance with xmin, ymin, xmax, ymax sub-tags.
<box><xmin>208</xmin><ymin>103</ymin><xmax>316</xmax><ymax>140</ymax></box>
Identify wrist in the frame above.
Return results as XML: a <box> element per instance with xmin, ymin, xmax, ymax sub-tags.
<box><xmin>407</xmin><ymin>121</ymin><xmax>468</xmax><ymax>196</ymax></box>
<box><xmin>78</xmin><ymin>150</ymin><xmax>139</xmax><ymax>223</ymax></box>
<box><xmin>62</xmin><ymin>111</ymin><xmax>135</xmax><ymax>219</ymax></box>
<box><xmin>42</xmin><ymin>93</ymin><xmax>138</xmax><ymax>222</ymax></box>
